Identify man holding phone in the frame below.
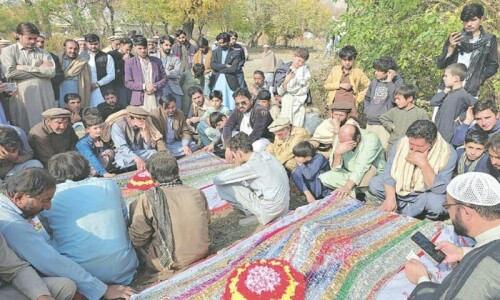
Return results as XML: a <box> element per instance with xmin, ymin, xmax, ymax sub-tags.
<box><xmin>436</xmin><ymin>3</ymin><xmax>498</xmax><ymax>97</ymax></box>
<box><xmin>405</xmin><ymin>172</ymin><xmax>500</xmax><ymax>299</ymax></box>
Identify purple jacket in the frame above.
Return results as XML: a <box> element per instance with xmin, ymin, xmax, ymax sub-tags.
<box><xmin>124</xmin><ymin>56</ymin><xmax>168</xmax><ymax>106</ymax></box>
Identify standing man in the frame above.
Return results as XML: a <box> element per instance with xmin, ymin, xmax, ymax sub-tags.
<box><xmin>109</xmin><ymin>37</ymin><xmax>133</xmax><ymax>107</ymax></box>
<box><xmin>261</xmin><ymin>45</ymin><xmax>277</xmax><ymax>89</ymax></box>
<box><xmin>405</xmin><ymin>172</ymin><xmax>500</xmax><ymax>299</ymax></box>
<box><xmin>228</xmin><ymin>31</ymin><xmax>247</xmax><ymax>89</ymax></box>
<box><xmin>74</xmin><ymin>37</ymin><xmax>86</xmax><ymax>55</ymax></box>
<box><xmin>159</xmin><ymin>35</ymin><xmax>183</xmax><ymax>110</ymax></box>
<box><xmin>124</xmin><ymin>36</ymin><xmax>167</xmax><ymax>112</ymax></box>
<box><xmin>102</xmin><ymin>36</ymin><xmax>121</xmax><ymax>53</ymax></box>
<box><xmin>172</xmin><ymin>30</ymin><xmax>198</xmax><ymax>74</ymax></box>
<box><xmin>57</xmin><ymin>39</ymin><xmax>91</xmax><ymax>108</ymax></box>
<box><xmin>36</xmin><ymin>33</ymin><xmax>65</xmax><ymax>104</ymax></box>
<box><xmin>84</xmin><ymin>33</ymin><xmax>115</xmax><ymax>107</ymax></box>
<box><xmin>0</xmin><ymin>22</ymin><xmax>56</xmax><ymax>133</ymax></box>
<box><xmin>214</xmin><ymin>132</ymin><xmax>290</xmax><ymax>226</ymax></box>
<box><xmin>436</xmin><ymin>3</ymin><xmax>498</xmax><ymax>97</ymax></box>
<box><xmin>192</xmin><ymin>37</ymin><xmax>212</xmax><ymax>97</ymax></box>
<box><xmin>210</xmin><ymin>32</ymin><xmax>241</xmax><ymax>110</ymax></box>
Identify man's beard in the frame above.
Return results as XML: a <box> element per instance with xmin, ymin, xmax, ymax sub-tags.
<box><xmin>452</xmin><ymin>211</ymin><xmax>469</xmax><ymax>237</ymax></box>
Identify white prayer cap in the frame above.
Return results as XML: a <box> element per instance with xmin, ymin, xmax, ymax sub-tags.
<box><xmin>263</xmin><ymin>44</ymin><xmax>270</xmax><ymax>48</ymax></box>
<box><xmin>447</xmin><ymin>173</ymin><xmax>500</xmax><ymax>206</ymax></box>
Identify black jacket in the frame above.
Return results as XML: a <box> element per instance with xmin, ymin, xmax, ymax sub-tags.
<box><xmin>209</xmin><ymin>47</ymin><xmax>241</xmax><ymax>91</ymax></box>
<box><xmin>222</xmin><ymin>103</ymin><xmax>274</xmax><ymax>144</ymax></box>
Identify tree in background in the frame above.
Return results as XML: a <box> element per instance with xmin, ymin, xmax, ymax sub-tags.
<box><xmin>335</xmin><ymin>0</ymin><xmax>499</xmax><ymax>101</ymax></box>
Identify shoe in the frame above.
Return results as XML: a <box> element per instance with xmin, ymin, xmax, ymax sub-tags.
<box><xmin>238</xmin><ymin>215</ymin><xmax>260</xmax><ymax>227</ymax></box>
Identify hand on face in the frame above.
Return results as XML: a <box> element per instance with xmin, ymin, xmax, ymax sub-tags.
<box><xmin>406</xmin><ymin>150</ymin><xmax>429</xmax><ymax>167</ymax></box>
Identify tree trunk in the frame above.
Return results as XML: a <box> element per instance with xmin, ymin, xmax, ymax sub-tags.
<box><xmin>182</xmin><ymin>19</ymin><xmax>195</xmax><ymax>40</ymax></box>
<box><xmin>162</xmin><ymin>22</ymin><xmax>169</xmax><ymax>35</ymax></box>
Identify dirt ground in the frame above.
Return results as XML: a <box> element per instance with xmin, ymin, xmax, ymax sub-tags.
<box><xmin>208</xmin><ymin>46</ymin><xmax>331</xmax><ymax>254</ymax></box>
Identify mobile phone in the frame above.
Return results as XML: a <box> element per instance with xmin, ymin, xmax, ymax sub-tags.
<box><xmin>410</xmin><ymin>231</ymin><xmax>446</xmax><ymax>264</ymax></box>
<box><xmin>4</xmin><ymin>82</ymin><xmax>16</xmax><ymax>92</ymax></box>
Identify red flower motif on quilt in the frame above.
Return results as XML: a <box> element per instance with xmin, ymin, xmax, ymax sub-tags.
<box><xmin>223</xmin><ymin>259</ymin><xmax>306</xmax><ymax>299</ymax></box>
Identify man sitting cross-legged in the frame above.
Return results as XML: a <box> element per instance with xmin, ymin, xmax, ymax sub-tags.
<box><xmin>40</xmin><ymin>152</ymin><xmax>138</xmax><ymax>286</ymax></box>
<box><xmin>128</xmin><ymin>151</ymin><xmax>210</xmax><ymax>284</ymax></box>
<box><xmin>150</xmin><ymin>95</ymin><xmax>197</xmax><ymax>158</ymax></box>
<box><xmin>214</xmin><ymin>132</ymin><xmax>290</xmax><ymax>226</ymax></box>
<box><xmin>369</xmin><ymin>120</ymin><xmax>457</xmax><ymax>220</ymax></box>
<box><xmin>102</xmin><ymin>106</ymin><xmax>166</xmax><ymax>171</ymax></box>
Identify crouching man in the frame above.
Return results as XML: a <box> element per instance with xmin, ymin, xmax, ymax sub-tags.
<box><xmin>214</xmin><ymin>132</ymin><xmax>290</xmax><ymax>226</ymax></box>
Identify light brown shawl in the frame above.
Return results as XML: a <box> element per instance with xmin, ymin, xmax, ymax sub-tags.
<box><xmin>57</xmin><ymin>52</ymin><xmax>92</xmax><ymax>108</ymax></box>
<box><xmin>101</xmin><ymin>110</ymin><xmax>164</xmax><ymax>149</ymax></box>
<box><xmin>391</xmin><ymin>134</ymin><xmax>450</xmax><ymax>196</ymax></box>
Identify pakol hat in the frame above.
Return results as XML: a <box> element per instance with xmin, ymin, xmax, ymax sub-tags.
<box><xmin>268</xmin><ymin>117</ymin><xmax>291</xmax><ymax>132</ymax></box>
<box><xmin>328</xmin><ymin>102</ymin><xmax>352</xmax><ymax>112</ymax></box>
<box><xmin>126</xmin><ymin>106</ymin><xmax>149</xmax><ymax>118</ymax></box>
<box><xmin>42</xmin><ymin>108</ymin><xmax>72</xmax><ymax>119</ymax></box>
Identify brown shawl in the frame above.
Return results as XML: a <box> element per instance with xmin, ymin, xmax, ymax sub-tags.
<box><xmin>101</xmin><ymin>110</ymin><xmax>164</xmax><ymax>150</ymax></box>
<box><xmin>57</xmin><ymin>52</ymin><xmax>92</xmax><ymax>108</ymax></box>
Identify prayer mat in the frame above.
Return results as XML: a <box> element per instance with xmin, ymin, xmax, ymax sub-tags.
<box><xmin>114</xmin><ymin>152</ymin><xmax>232</xmax><ymax>212</ymax></box>
<box><xmin>130</xmin><ymin>196</ymin><xmax>456</xmax><ymax>299</ymax></box>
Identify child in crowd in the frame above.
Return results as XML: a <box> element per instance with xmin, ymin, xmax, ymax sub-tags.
<box><xmin>276</xmin><ymin>48</ymin><xmax>311</xmax><ymax>128</ymax></box>
<box><xmin>291</xmin><ymin>141</ymin><xmax>331</xmax><ymax>203</ymax></box>
<box><xmin>363</xmin><ymin>56</ymin><xmax>404</xmax><ymax>150</ymax></box>
<box><xmin>200</xmin><ymin>90</ymin><xmax>230</xmax><ymax>145</ymax></box>
<box><xmin>379</xmin><ymin>84</ymin><xmax>429</xmax><ymax>155</ymax></box>
<box><xmin>257</xmin><ymin>89</ymin><xmax>281</xmax><ymax>120</ymax></box>
<box><xmin>76</xmin><ymin>108</ymin><xmax>116</xmax><ymax>177</ymax></box>
<box><xmin>96</xmin><ymin>89</ymin><xmax>125</xmax><ymax>121</ymax></box>
<box><xmin>431</xmin><ymin>63</ymin><xmax>477</xmax><ymax>142</ymax></box>
<box><xmin>455</xmin><ymin>130</ymin><xmax>489</xmax><ymax>175</ymax></box>
<box><xmin>203</xmin><ymin>111</ymin><xmax>228</xmax><ymax>157</ymax></box>
<box><xmin>323</xmin><ymin>45</ymin><xmax>370</xmax><ymax>117</ymax></box>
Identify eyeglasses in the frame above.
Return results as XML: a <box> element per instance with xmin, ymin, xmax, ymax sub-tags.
<box><xmin>442</xmin><ymin>203</ymin><xmax>471</xmax><ymax>209</ymax></box>
<box><xmin>236</xmin><ymin>101</ymin><xmax>247</xmax><ymax>107</ymax></box>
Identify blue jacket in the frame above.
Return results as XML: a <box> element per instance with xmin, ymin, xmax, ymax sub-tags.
<box><xmin>76</xmin><ymin>134</ymin><xmax>111</xmax><ymax>176</ymax></box>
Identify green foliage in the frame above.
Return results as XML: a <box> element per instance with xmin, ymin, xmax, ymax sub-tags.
<box><xmin>337</xmin><ymin>0</ymin><xmax>499</xmax><ymax>102</ymax></box>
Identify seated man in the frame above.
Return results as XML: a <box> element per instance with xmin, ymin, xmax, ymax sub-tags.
<box><xmin>63</xmin><ymin>93</ymin><xmax>85</xmax><ymax>138</ymax></box>
<box><xmin>0</xmin><ymin>233</ymin><xmax>76</xmax><ymax>300</ymax></box>
<box><xmin>309</xmin><ymin>102</ymin><xmax>359</xmax><ymax>157</ymax></box>
<box><xmin>185</xmin><ymin>86</ymin><xmax>207</xmax><ymax>135</ymax></box>
<box><xmin>129</xmin><ymin>152</ymin><xmax>210</xmax><ymax>284</ymax></box>
<box><xmin>222</xmin><ymin>88</ymin><xmax>274</xmax><ymax>161</ymax></box>
<box><xmin>452</xmin><ymin>100</ymin><xmax>500</xmax><ymax>147</ymax></box>
<box><xmin>369</xmin><ymin>120</ymin><xmax>457</xmax><ymax>220</ymax></box>
<box><xmin>40</xmin><ymin>152</ymin><xmax>138</xmax><ymax>285</ymax></box>
<box><xmin>28</xmin><ymin>108</ymin><xmax>78</xmax><ymax>167</ymax></box>
<box><xmin>0</xmin><ymin>169</ymin><xmax>137</xmax><ymax>300</ymax></box>
<box><xmin>485</xmin><ymin>133</ymin><xmax>499</xmax><ymax>181</ymax></box>
<box><xmin>266</xmin><ymin>117</ymin><xmax>309</xmax><ymax>172</ymax></box>
<box><xmin>405</xmin><ymin>172</ymin><xmax>500</xmax><ymax>299</ymax></box>
<box><xmin>97</xmin><ymin>89</ymin><xmax>125</xmax><ymax>121</ymax></box>
<box><xmin>0</xmin><ymin>126</ymin><xmax>42</xmax><ymax>183</ymax></box>
<box><xmin>102</xmin><ymin>106</ymin><xmax>166</xmax><ymax>171</ymax></box>
<box><xmin>214</xmin><ymin>132</ymin><xmax>290</xmax><ymax>226</ymax></box>
<box><xmin>151</xmin><ymin>95</ymin><xmax>197</xmax><ymax>158</ymax></box>
<box><xmin>320</xmin><ymin>124</ymin><xmax>385</xmax><ymax>198</ymax></box>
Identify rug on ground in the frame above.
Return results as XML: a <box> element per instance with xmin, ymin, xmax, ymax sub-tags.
<box><xmin>130</xmin><ymin>195</ymin><xmax>453</xmax><ymax>300</ymax></box>
<box><xmin>113</xmin><ymin>152</ymin><xmax>232</xmax><ymax>212</ymax></box>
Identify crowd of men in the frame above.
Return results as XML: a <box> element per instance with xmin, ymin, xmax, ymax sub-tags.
<box><xmin>0</xmin><ymin>2</ymin><xmax>499</xmax><ymax>299</ymax></box>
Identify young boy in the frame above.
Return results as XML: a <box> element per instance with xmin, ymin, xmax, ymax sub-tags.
<box><xmin>379</xmin><ymin>84</ymin><xmax>429</xmax><ymax>155</ymax></box>
<box><xmin>275</xmin><ymin>48</ymin><xmax>311</xmax><ymax>128</ymax></box>
<box><xmin>199</xmin><ymin>90</ymin><xmax>230</xmax><ymax>146</ymax></box>
<box><xmin>291</xmin><ymin>141</ymin><xmax>331</xmax><ymax>203</ymax></box>
<box><xmin>455</xmin><ymin>130</ymin><xmax>489</xmax><ymax>175</ymax></box>
<box><xmin>256</xmin><ymin>89</ymin><xmax>280</xmax><ymax>121</ymax></box>
<box><xmin>363</xmin><ymin>56</ymin><xmax>404</xmax><ymax>150</ymax></box>
<box><xmin>76</xmin><ymin>108</ymin><xmax>116</xmax><ymax>177</ymax></box>
<box><xmin>203</xmin><ymin>111</ymin><xmax>228</xmax><ymax>157</ymax></box>
<box><xmin>96</xmin><ymin>89</ymin><xmax>125</xmax><ymax>121</ymax></box>
<box><xmin>323</xmin><ymin>45</ymin><xmax>370</xmax><ymax>117</ymax></box>
<box><xmin>431</xmin><ymin>63</ymin><xmax>477</xmax><ymax>142</ymax></box>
